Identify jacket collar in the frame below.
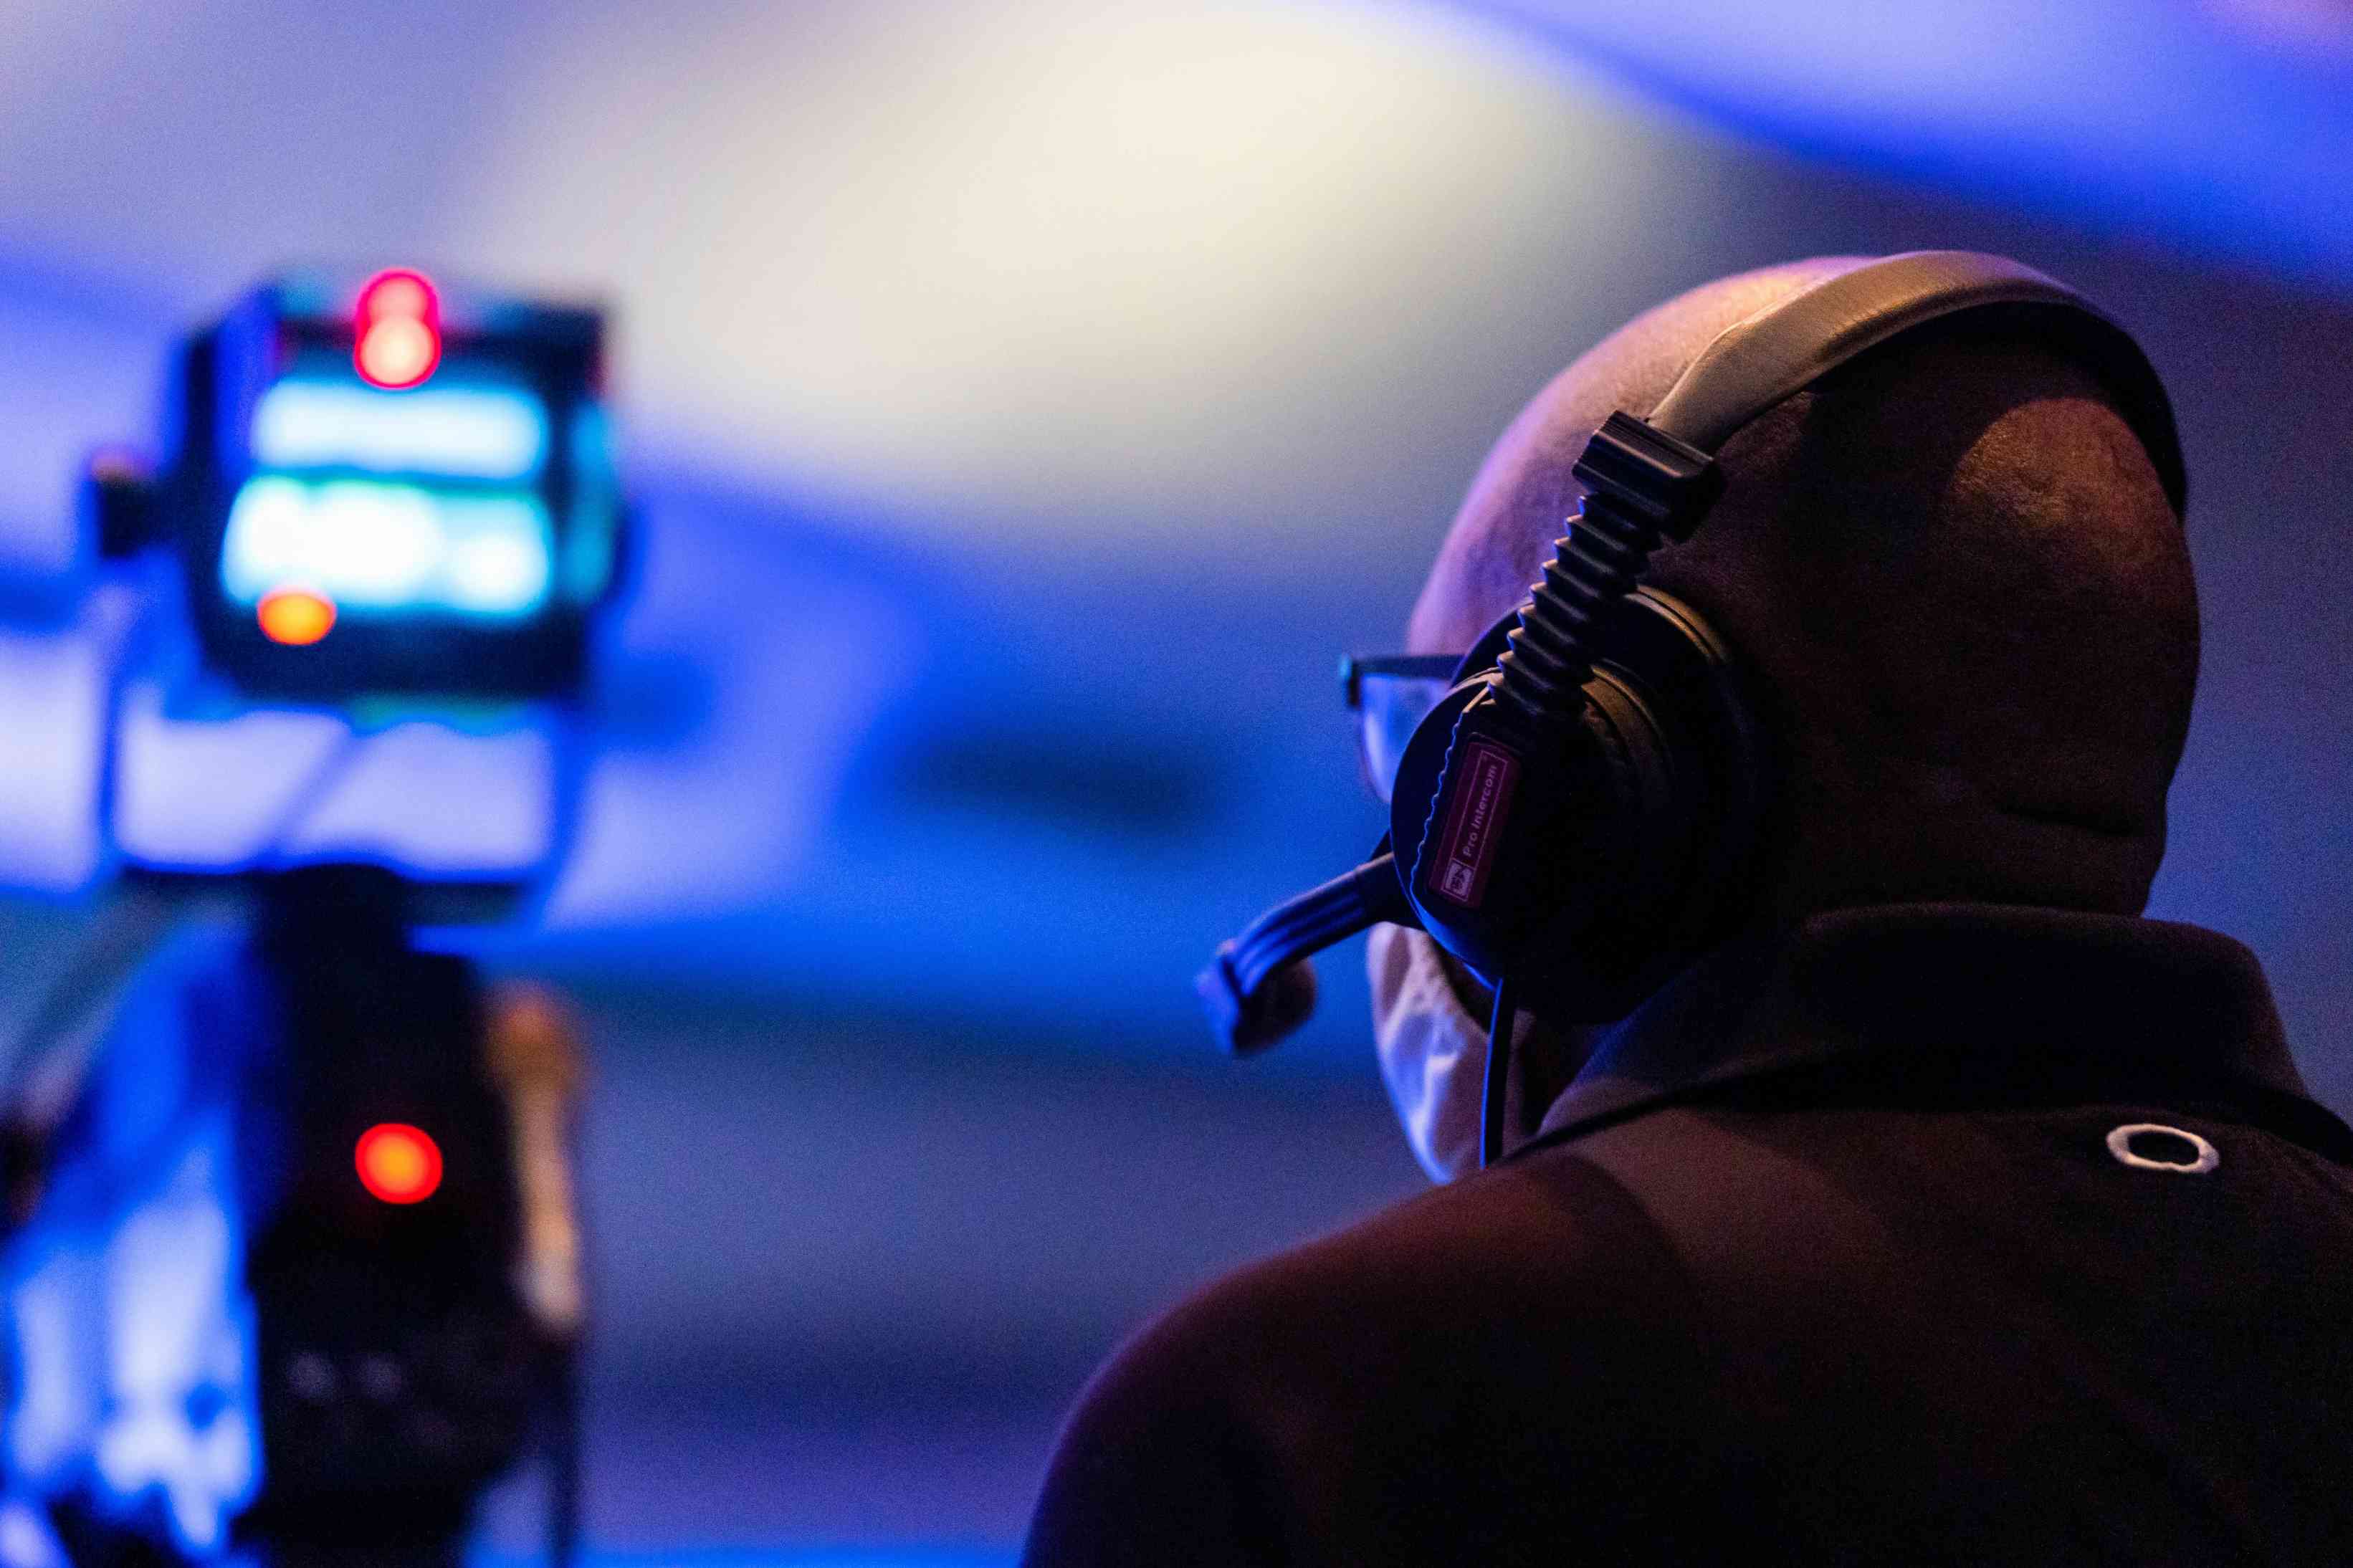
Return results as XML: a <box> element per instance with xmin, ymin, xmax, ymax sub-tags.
<box><xmin>1524</xmin><ymin>902</ymin><xmax>2347</xmax><ymax>1158</ymax></box>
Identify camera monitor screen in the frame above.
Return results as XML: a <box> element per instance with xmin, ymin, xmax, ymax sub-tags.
<box><xmin>170</xmin><ymin>270</ymin><xmax>624</xmax><ymax>702</ymax></box>
<box><xmin>224</xmin><ymin>382</ymin><xmax>554</xmax><ymax>623</ymax></box>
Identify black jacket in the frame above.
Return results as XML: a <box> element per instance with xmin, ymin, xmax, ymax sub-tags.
<box><xmin>1022</xmin><ymin>904</ymin><xmax>2353</xmax><ymax>1566</ymax></box>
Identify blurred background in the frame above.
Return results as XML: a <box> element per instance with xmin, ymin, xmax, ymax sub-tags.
<box><xmin>0</xmin><ymin>0</ymin><xmax>2347</xmax><ymax>1560</ymax></box>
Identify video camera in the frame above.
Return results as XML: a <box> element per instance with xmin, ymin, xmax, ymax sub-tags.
<box><xmin>3</xmin><ymin>268</ymin><xmax>626</xmax><ymax>1566</ymax></box>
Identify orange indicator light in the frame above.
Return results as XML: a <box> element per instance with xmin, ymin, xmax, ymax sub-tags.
<box><xmin>355</xmin><ymin>1123</ymin><xmax>444</xmax><ymax>1204</ymax></box>
<box><xmin>257</xmin><ymin>588</ymin><xmax>335</xmax><ymax>646</ymax></box>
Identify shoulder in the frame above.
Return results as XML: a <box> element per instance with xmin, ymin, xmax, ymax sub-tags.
<box><xmin>1023</xmin><ymin>1144</ymin><xmax>1717</xmax><ymax>1564</ymax></box>
<box><xmin>1079</xmin><ymin>1146</ymin><xmax>1706</xmax><ymax>1446</ymax></box>
<box><xmin>1214</xmin><ymin>1134</ymin><xmax>1694</xmax><ymax>1347</ymax></box>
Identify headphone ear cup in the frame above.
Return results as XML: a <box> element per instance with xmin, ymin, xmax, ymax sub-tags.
<box><xmin>1388</xmin><ymin>669</ymin><xmax>1646</xmax><ymax>984</ymax></box>
<box><xmin>1525</xmin><ymin>589</ymin><xmax>1769</xmax><ymax>1019</ymax></box>
<box><xmin>1388</xmin><ymin>588</ymin><xmax>1767</xmax><ymax>1013</ymax></box>
<box><xmin>1505</xmin><ymin>669</ymin><xmax>1681</xmax><ymax>1020</ymax></box>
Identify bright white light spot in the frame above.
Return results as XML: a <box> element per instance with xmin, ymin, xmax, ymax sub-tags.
<box><xmin>315</xmin><ymin>482</ymin><xmax>438</xmax><ymax>601</ymax></box>
<box><xmin>220</xmin><ymin>476</ymin><xmax>307</xmax><ymax>578</ymax></box>
<box><xmin>251</xmin><ymin>379</ymin><xmax>548</xmax><ymax>480</ymax></box>
<box><xmin>447</xmin><ymin>528</ymin><xmax>549</xmax><ymax>612</ymax></box>
<box><xmin>221</xmin><ymin>478</ymin><xmax>553</xmax><ymax>618</ymax></box>
<box><xmin>86</xmin><ymin>1131</ymin><xmax>255</xmax><ymax>1553</ymax></box>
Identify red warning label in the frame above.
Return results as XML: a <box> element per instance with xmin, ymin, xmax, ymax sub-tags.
<box><xmin>1430</xmin><ymin>739</ymin><xmax>1519</xmax><ymax>908</ymax></box>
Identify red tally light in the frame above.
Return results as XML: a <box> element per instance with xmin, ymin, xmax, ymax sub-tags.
<box><xmin>257</xmin><ymin>588</ymin><xmax>335</xmax><ymax>646</ymax></box>
<box><xmin>355</xmin><ymin>1124</ymin><xmax>444</xmax><ymax>1204</ymax></box>
<box><xmin>361</xmin><ymin>272</ymin><xmax>431</xmax><ymax>322</ymax></box>
<box><xmin>358</xmin><ymin>317</ymin><xmax>439</xmax><ymax>387</ymax></box>
<box><xmin>354</xmin><ymin>269</ymin><xmax>442</xmax><ymax>389</ymax></box>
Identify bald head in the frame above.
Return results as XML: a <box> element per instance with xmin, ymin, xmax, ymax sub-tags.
<box><xmin>1415</xmin><ymin>259</ymin><xmax>2197</xmax><ymax>924</ymax></box>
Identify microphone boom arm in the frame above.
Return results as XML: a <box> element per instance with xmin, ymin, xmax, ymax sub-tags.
<box><xmin>1197</xmin><ymin>851</ymin><xmax>1413</xmax><ymax>1056</ymax></box>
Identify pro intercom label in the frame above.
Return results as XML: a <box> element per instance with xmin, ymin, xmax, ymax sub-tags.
<box><xmin>1433</xmin><ymin>739</ymin><xmax>1517</xmax><ymax>907</ymax></box>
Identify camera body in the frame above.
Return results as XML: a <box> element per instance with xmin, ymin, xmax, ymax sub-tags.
<box><xmin>1</xmin><ymin>271</ymin><xmax>616</xmax><ymax>1564</ymax></box>
<box><xmin>5</xmin><ymin>869</ymin><xmax>578</xmax><ymax>1566</ymax></box>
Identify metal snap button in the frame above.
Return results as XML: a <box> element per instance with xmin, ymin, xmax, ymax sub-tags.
<box><xmin>2105</xmin><ymin>1122</ymin><xmax>2220</xmax><ymax>1175</ymax></box>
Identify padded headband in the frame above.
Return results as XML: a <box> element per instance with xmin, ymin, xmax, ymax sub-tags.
<box><xmin>1646</xmin><ymin>251</ymin><xmax>2188</xmax><ymax>517</ymax></box>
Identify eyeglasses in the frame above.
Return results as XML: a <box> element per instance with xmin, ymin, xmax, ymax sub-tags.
<box><xmin>1340</xmin><ymin>652</ymin><xmax>1463</xmax><ymax>806</ymax></box>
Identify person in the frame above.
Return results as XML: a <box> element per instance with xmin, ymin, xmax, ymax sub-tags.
<box><xmin>1019</xmin><ymin>257</ymin><xmax>2353</xmax><ymax>1565</ymax></box>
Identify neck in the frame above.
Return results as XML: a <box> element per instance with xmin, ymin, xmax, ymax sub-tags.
<box><xmin>1760</xmin><ymin>799</ymin><xmax>2162</xmax><ymax>927</ymax></box>
<box><xmin>1528</xmin><ymin>902</ymin><xmax>2304</xmax><ymax>1151</ymax></box>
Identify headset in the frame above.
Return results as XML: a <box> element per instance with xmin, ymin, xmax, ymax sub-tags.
<box><xmin>1198</xmin><ymin>251</ymin><xmax>2188</xmax><ymax>1169</ymax></box>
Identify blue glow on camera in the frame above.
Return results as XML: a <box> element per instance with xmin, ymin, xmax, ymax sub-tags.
<box><xmin>220</xmin><ymin>477</ymin><xmax>554</xmax><ymax>619</ymax></box>
<box><xmin>250</xmin><ymin>380</ymin><xmax>548</xmax><ymax>482</ymax></box>
<box><xmin>4</xmin><ymin>1101</ymin><xmax>260</xmax><ymax>1559</ymax></box>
